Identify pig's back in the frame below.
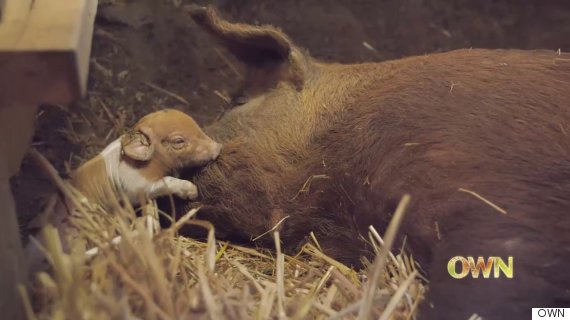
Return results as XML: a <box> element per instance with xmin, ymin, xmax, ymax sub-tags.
<box><xmin>315</xmin><ymin>48</ymin><xmax>570</xmax><ymax>260</ymax></box>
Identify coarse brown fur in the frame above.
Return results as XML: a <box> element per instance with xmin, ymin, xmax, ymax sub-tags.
<box><xmin>179</xmin><ymin>6</ymin><xmax>570</xmax><ymax>319</ymax></box>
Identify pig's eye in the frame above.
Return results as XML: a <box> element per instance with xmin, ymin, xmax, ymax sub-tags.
<box><xmin>170</xmin><ymin>136</ymin><xmax>186</xmax><ymax>149</ymax></box>
<box><xmin>234</xmin><ymin>95</ymin><xmax>248</xmax><ymax>106</ymax></box>
<box><xmin>229</xmin><ymin>94</ymin><xmax>248</xmax><ymax>108</ymax></box>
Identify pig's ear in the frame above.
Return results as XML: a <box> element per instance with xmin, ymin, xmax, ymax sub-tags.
<box><xmin>188</xmin><ymin>5</ymin><xmax>291</xmax><ymax>67</ymax></box>
<box><xmin>120</xmin><ymin>127</ymin><xmax>155</xmax><ymax>162</ymax></box>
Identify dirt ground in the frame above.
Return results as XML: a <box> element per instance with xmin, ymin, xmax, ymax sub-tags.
<box><xmin>12</xmin><ymin>0</ymin><xmax>570</xmax><ymax>240</ymax></box>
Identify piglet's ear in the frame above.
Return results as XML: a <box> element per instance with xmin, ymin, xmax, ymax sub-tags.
<box><xmin>121</xmin><ymin>127</ymin><xmax>154</xmax><ymax>161</ymax></box>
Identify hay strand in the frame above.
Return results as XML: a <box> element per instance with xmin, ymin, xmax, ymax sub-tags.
<box><xmin>358</xmin><ymin>194</ymin><xmax>411</xmax><ymax>320</ymax></box>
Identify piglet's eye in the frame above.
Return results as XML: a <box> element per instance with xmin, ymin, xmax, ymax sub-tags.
<box><xmin>170</xmin><ymin>136</ymin><xmax>186</xmax><ymax>149</ymax></box>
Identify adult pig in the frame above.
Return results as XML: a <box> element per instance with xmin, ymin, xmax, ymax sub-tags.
<box><xmin>182</xmin><ymin>6</ymin><xmax>570</xmax><ymax>320</ymax></box>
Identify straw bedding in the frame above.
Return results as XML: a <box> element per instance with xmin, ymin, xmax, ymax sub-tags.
<box><xmin>21</xmin><ymin>148</ymin><xmax>425</xmax><ymax>320</ymax></box>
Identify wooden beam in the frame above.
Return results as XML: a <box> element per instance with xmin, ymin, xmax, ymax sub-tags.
<box><xmin>0</xmin><ymin>0</ymin><xmax>98</xmax><ymax>106</ymax></box>
<box><xmin>0</xmin><ymin>106</ymin><xmax>37</xmax><ymax>320</ymax></box>
<box><xmin>0</xmin><ymin>180</ymin><xmax>27</xmax><ymax>320</ymax></box>
<box><xmin>0</xmin><ymin>0</ymin><xmax>32</xmax><ymax>25</ymax></box>
<box><xmin>0</xmin><ymin>0</ymin><xmax>98</xmax><ymax>318</ymax></box>
<box><xmin>0</xmin><ymin>106</ymin><xmax>38</xmax><ymax>179</ymax></box>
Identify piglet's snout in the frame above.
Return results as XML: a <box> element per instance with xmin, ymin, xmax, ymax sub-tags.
<box><xmin>211</xmin><ymin>142</ymin><xmax>222</xmax><ymax>160</ymax></box>
<box><xmin>194</xmin><ymin>140</ymin><xmax>222</xmax><ymax>164</ymax></box>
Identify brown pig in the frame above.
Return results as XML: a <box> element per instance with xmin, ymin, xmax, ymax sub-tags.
<box><xmin>180</xmin><ymin>6</ymin><xmax>570</xmax><ymax>320</ymax></box>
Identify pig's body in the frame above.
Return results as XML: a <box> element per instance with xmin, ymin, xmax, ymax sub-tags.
<box><xmin>183</xmin><ymin>7</ymin><xmax>570</xmax><ymax>319</ymax></box>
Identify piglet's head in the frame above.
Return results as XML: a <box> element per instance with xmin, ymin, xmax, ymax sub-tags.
<box><xmin>120</xmin><ymin>109</ymin><xmax>222</xmax><ymax>172</ymax></box>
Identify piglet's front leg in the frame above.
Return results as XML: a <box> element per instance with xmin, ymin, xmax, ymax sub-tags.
<box><xmin>147</xmin><ymin>176</ymin><xmax>199</xmax><ymax>200</ymax></box>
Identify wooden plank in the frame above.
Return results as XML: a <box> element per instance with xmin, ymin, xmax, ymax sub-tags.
<box><xmin>0</xmin><ymin>105</ymin><xmax>37</xmax><ymax>320</ymax></box>
<box><xmin>0</xmin><ymin>180</ymin><xmax>27</xmax><ymax>320</ymax></box>
<box><xmin>0</xmin><ymin>51</ymin><xmax>82</xmax><ymax>106</ymax></box>
<box><xmin>0</xmin><ymin>1</ymin><xmax>98</xmax><ymax>319</ymax></box>
<box><xmin>0</xmin><ymin>0</ymin><xmax>33</xmax><ymax>42</ymax></box>
<box><xmin>0</xmin><ymin>105</ymin><xmax>38</xmax><ymax>179</ymax></box>
<box><xmin>0</xmin><ymin>0</ymin><xmax>87</xmax><ymax>50</ymax></box>
<box><xmin>75</xmin><ymin>0</ymin><xmax>99</xmax><ymax>98</ymax></box>
<box><xmin>0</xmin><ymin>0</ymin><xmax>98</xmax><ymax>105</ymax></box>
<box><xmin>0</xmin><ymin>0</ymin><xmax>32</xmax><ymax>24</ymax></box>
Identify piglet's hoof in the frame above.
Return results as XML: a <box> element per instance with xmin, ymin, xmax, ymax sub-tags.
<box><xmin>164</xmin><ymin>177</ymin><xmax>198</xmax><ymax>200</ymax></box>
<box><xmin>176</xmin><ymin>180</ymin><xmax>199</xmax><ymax>200</ymax></box>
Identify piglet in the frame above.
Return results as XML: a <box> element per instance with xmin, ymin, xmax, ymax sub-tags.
<box><xmin>24</xmin><ymin>108</ymin><xmax>221</xmax><ymax>275</ymax></box>
<box><xmin>71</xmin><ymin>108</ymin><xmax>222</xmax><ymax>208</ymax></box>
